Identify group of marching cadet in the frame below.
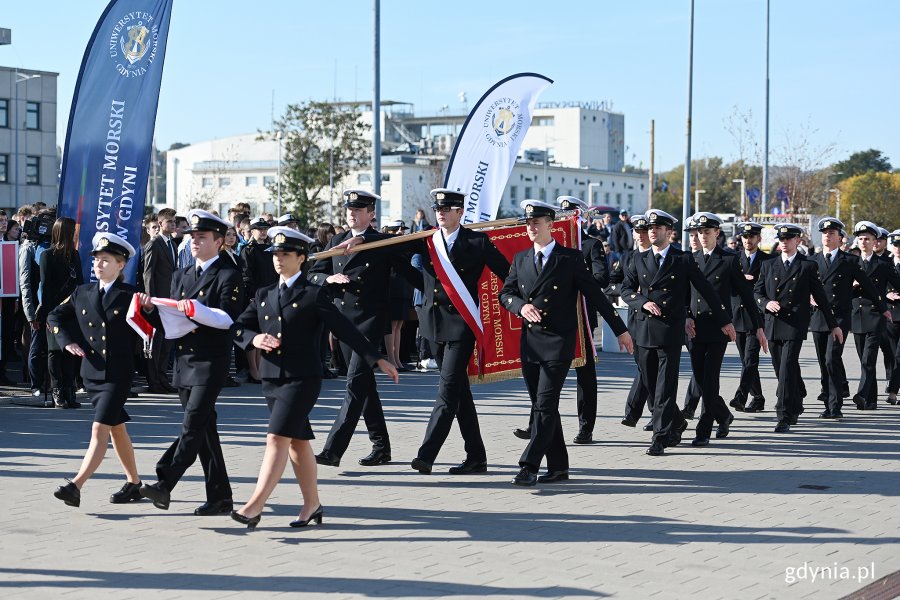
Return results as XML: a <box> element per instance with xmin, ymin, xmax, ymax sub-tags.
<box><xmin>48</xmin><ymin>188</ymin><xmax>899</xmax><ymax>530</ymax></box>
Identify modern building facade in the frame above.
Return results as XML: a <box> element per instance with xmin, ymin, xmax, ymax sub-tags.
<box><xmin>0</xmin><ymin>66</ymin><xmax>59</xmax><ymax>210</ymax></box>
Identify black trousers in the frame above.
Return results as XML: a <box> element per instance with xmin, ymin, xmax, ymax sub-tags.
<box><xmin>520</xmin><ymin>360</ymin><xmax>570</xmax><ymax>473</ymax></box>
<box><xmin>321</xmin><ymin>340</ymin><xmax>391</xmax><ymax>457</ymax></box>
<box><xmin>770</xmin><ymin>339</ymin><xmax>804</xmax><ymax>420</ymax></box>
<box><xmin>812</xmin><ymin>329</ymin><xmax>848</xmax><ymax>412</ymax></box>
<box><xmin>880</xmin><ymin>323</ymin><xmax>895</xmax><ymax>383</ymax></box>
<box><xmin>635</xmin><ymin>344</ymin><xmax>685</xmax><ymax>445</ymax></box>
<box><xmin>854</xmin><ymin>327</ymin><xmax>884</xmax><ymax>405</ymax></box>
<box><xmin>156</xmin><ymin>384</ymin><xmax>231</xmax><ymax>502</ymax></box>
<box><xmin>690</xmin><ymin>339</ymin><xmax>731</xmax><ymax>439</ymax></box>
<box><xmin>734</xmin><ymin>330</ymin><xmax>764</xmax><ymax>402</ymax></box>
<box><xmin>47</xmin><ymin>348</ymin><xmax>77</xmax><ymax>390</ymax></box>
<box><xmin>575</xmin><ymin>347</ymin><xmax>598</xmax><ymax>434</ymax></box>
<box><xmin>417</xmin><ymin>331</ymin><xmax>486</xmax><ymax>464</ymax></box>
<box><xmin>888</xmin><ymin>321</ymin><xmax>900</xmax><ymax>393</ymax></box>
<box><xmin>623</xmin><ymin>371</ymin><xmax>651</xmax><ymax>422</ymax></box>
<box><xmin>147</xmin><ymin>335</ymin><xmax>173</xmax><ymax>388</ymax></box>
<box><xmin>681</xmin><ymin>339</ymin><xmax>701</xmax><ymax>414</ymax></box>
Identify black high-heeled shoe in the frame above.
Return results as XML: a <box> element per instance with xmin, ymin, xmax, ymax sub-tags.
<box><xmin>289</xmin><ymin>505</ymin><xmax>324</xmax><ymax>528</ymax></box>
<box><xmin>231</xmin><ymin>510</ymin><xmax>261</xmax><ymax>530</ymax></box>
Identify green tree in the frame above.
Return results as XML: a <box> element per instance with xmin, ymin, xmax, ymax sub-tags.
<box><xmin>838</xmin><ymin>171</ymin><xmax>900</xmax><ymax>230</ymax></box>
<box><xmin>832</xmin><ymin>149</ymin><xmax>893</xmax><ymax>183</ymax></box>
<box><xmin>263</xmin><ymin>101</ymin><xmax>371</xmax><ymax>225</ymax></box>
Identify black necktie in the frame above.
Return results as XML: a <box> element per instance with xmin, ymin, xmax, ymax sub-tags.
<box><xmin>536</xmin><ymin>252</ymin><xmax>544</xmax><ymax>273</ymax></box>
<box><xmin>657</xmin><ymin>253</ymin><xmax>664</xmax><ymax>268</ymax></box>
<box><xmin>98</xmin><ymin>287</ymin><xmax>105</xmax><ymax>301</ymax></box>
<box><xmin>167</xmin><ymin>239</ymin><xmax>176</xmax><ymax>264</ymax></box>
<box><xmin>826</xmin><ymin>252</ymin><xmax>832</xmax><ymax>266</ymax></box>
<box><xmin>195</xmin><ymin>265</ymin><xmax>202</xmax><ymax>279</ymax></box>
<box><xmin>280</xmin><ymin>282</ymin><xmax>288</xmax><ymax>299</ymax></box>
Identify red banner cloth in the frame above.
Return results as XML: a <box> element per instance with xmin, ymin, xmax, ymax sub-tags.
<box><xmin>468</xmin><ymin>217</ymin><xmax>587</xmax><ymax>383</ymax></box>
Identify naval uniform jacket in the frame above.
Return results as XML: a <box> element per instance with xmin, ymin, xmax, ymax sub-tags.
<box><xmin>731</xmin><ymin>249</ymin><xmax>774</xmax><ymax>333</ymax></box>
<box><xmin>241</xmin><ymin>240</ymin><xmax>278</xmax><ymax>300</ymax></box>
<box><xmin>887</xmin><ymin>260</ymin><xmax>900</xmax><ymax>322</ymax></box>
<box><xmin>851</xmin><ymin>255</ymin><xmax>900</xmax><ymax>334</ymax></box>
<box><xmin>753</xmin><ymin>253</ymin><xmax>837</xmax><ymax>341</ymax></box>
<box><xmin>691</xmin><ymin>247</ymin><xmax>760</xmax><ymax>342</ymax></box>
<box><xmin>406</xmin><ymin>226</ymin><xmax>510</xmax><ymax>343</ymax></box>
<box><xmin>621</xmin><ymin>246</ymin><xmax>730</xmax><ymax>348</ymax></box>
<box><xmin>170</xmin><ymin>253</ymin><xmax>244</xmax><ymax>387</ymax></box>
<box><xmin>48</xmin><ymin>282</ymin><xmax>141</xmax><ymax>383</ymax></box>
<box><xmin>233</xmin><ymin>278</ymin><xmax>381</xmax><ymax>379</ymax></box>
<box><xmin>500</xmin><ymin>245</ymin><xmax>627</xmax><ymax>363</ymax></box>
<box><xmin>810</xmin><ymin>250</ymin><xmax>884</xmax><ymax>332</ymax></box>
<box><xmin>308</xmin><ymin>227</ymin><xmax>419</xmax><ymax>340</ymax></box>
<box><xmin>581</xmin><ymin>232</ymin><xmax>610</xmax><ymax>331</ymax></box>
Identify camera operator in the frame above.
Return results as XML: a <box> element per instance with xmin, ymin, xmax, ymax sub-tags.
<box><xmin>19</xmin><ymin>208</ymin><xmax>55</xmax><ymax>403</ymax></box>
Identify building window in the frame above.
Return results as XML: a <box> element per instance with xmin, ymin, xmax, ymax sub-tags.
<box><xmin>627</xmin><ymin>193</ymin><xmax>634</xmax><ymax>210</ymax></box>
<box><xmin>553</xmin><ymin>188</ymin><xmax>559</xmax><ymax>200</ymax></box>
<box><xmin>25</xmin><ymin>156</ymin><xmax>39</xmax><ymax>185</ymax></box>
<box><xmin>0</xmin><ymin>99</ymin><xmax>7</xmax><ymax>128</ymax></box>
<box><xmin>25</xmin><ymin>102</ymin><xmax>40</xmax><ymax>130</ymax></box>
<box><xmin>0</xmin><ymin>154</ymin><xmax>7</xmax><ymax>182</ymax></box>
<box><xmin>381</xmin><ymin>173</ymin><xmax>390</xmax><ymax>182</ymax></box>
<box><xmin>605</xmin><ymin>192</ymin><xmax>611</xmax><ymax>202</ymax></box>
<box><xmin>201</xmin><ymin>177</ymin><xmax>213</xmax><ymax>188</ymax></box>
<box><xmin>357</xmin><ymin>173</ymin><xmax>371</xmax><ymax>184</ymax></box>
<box><xmin>218</xmin><ymin>177</ymin><xmax>231</xmax><ymax>187</ymax></box>
<box><xmin>616</xmin><ymin>193</ymin><xmax>622</xmax><ymax>204</ymax></box>
<box><xmin>263</xmin><ymin>175</ymin><xmax>276</xmax><ymax>186</ymax></box>
<box><xmin>510</xmin><ymin>185</ymin><xmax>518</xmax><ymax>200</ymax></box>
<box><xmin>524</xmin><ymin>187</ymin><xmax>532</xmax><ymax>199</ymax></box>
<box><xmin>532</xmin><ymin>116</ymin><xmax>554</xmax><ymax>126</ymax></box>
<box><xmin>245</xmin><ymin>176</ymin><xmax>258</xmax><ymax>186</ymax></box>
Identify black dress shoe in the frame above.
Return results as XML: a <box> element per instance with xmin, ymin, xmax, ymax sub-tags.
<box><xmin>774</xmin><ymin>420</ymin><xmax>791</xmax><ymax>433</ymax></box>
<box><xmin>852</xmin><ymin>395</ymin><xmax>865</xmax><ymax>410</ymax></box>
<box><xmin>411</xmin><ymin>457</ymin><xmax>432</xmax><ymax>474</ymax></box>
<box><xmin>65</xmin><ymin>388</ymin><xmax>81</xmax><ymax>409</ymax></box>
<box><xmin>511</xmin><ymin>467</ymin><xmax>537</xmax><ymax>486</ymax></box>
<box><xmin>681</xmin><ymin>409</ymin><xmax>695</xmax><ymax>420</ymax></box>
<box><xmin>314</xmin><ymin>451</ymin><xmax>341</xmax><ymax>467</ymax></box>
<box><xmin>231</xmin><ymin>510</ymin><xmax>261</xmax><ymax>530</ymax></box>
<box><xmin>53</xmin><ymin>480</ymin><xmax>81</xmax><ymax>507</ymax></box>
<box><xmin>110</xmin><ymin>481</ymin><xmax>143</xmax><ymax>504</ymax></box>
<box><xmin>572</xmin><ymin>431</ymin><xmax>592</xmax><ymax>444</ymax></box>
<box><xmin>537</xmin><ymin>470</ymin><xmax>569</xmax><ymax>483</ymax></box>
<box><xmin>863</xmin><ymin>403</ymin><xmax>878</xmax><ymax>410</ymax></box>
<box><xmin>668</xmin><ymin>420</ymin><xmax>688</xmax><ymax>447</ymax></box>
<box><xmin>642</xmin><ymin>422</ymin><xmax>654</xmax><ymax>431</ymax></box>
<box><xmin>819</xmin><ymin>410</ymin><xmax>833</xmax><ymax>419</ymax></box>
<box><xmin>194</xmin><ymin>499</ymin><xmax>233</xmax><ymax>516</ymax></box>
<box><xmin>788</xmin><ymin>415</ymin><xmax>798</xmax><ymax>425</ymax></box>
<box><xmin>512</xmin><ymin>428</ymin><xmax>531</xmax><ymax>440</ymax></box>
<box><xmin>715</xmin><ymin>414</ymin><xmax>734</xmax><ymax>439</ymax></box>
<box><xmin>646</xmin><ymin>441</ymin><xmax>665</xmax><ymax>456</ymax></box>
<box><xmin>691</xmin><ymin>437</ymin><xmax>710</xmax><ymax>447</ymax></box>
<box><xmin>139</xmin><ymin>482</ymin><xmax>171</xmax><ymax>510</ymax></box>
<box><xmin>830</xmin><ymin>411</ymin><xmax>844</xmax><ymax>419</ymax></box>
<box><xmin>289</xmin><ymin>505</ymin><xmax>324</xmax><ymax>528</ymax></box>
<box><xmin>729</xmin><ymin>398</ymin><xmax>746</xmax><ymax>412</ymax></box>
<box><xmin>744</xmin><ymin>398</ymin><xmax>765</xmax><ymax>413</ymax></box>
<box><xmin>448</xmin><ymin>459</ymin><xmax>487</xmax><ymax>474</ymax></box>
<box><xmin>621</xmin><ymin>417</ymin><xmax>638</xmax><ymax>427</ymax></box>
<box><xmin>887</xmin><ymin>393</ymin><xmax>898</xmax><ymax>405</ymax></box>
<box><xmin>358</xmin><ymin>449</ymin><xmax>391</xmax><ymax>466</ymax></box>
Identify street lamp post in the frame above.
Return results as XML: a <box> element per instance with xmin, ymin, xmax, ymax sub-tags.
<box><xmin>13</xmin><ymin>69</ymin><xmax>41</xmax><ymax>207</ymax></box>
<box><xmin>828</xmin><ymin>188</ymin><xmax>841</xmax><ymax>220</ymax></box>
<box><xmin>732</xmin><ymin>179</ymin><xmax>746</xmax><ymax>217</ymax></box>
<box><xmin>694</xmin><ymin>189</ymin><xmax>705</xmax><ymax>213</ymax></box>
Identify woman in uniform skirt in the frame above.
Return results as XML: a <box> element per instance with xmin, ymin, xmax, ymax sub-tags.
<box><xmin>49</xmin><ymin>233</ymin><xmax>152</xmax><ymax>508</ymax></box>
<box><xmin>230</xmin><ymin>227</ymin><xmax>399</xmax><ymax>529</ymax></box>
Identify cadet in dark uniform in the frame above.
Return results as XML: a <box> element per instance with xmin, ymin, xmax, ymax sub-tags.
<box><xmin>242</xmin><ymin>217</ymin><xmax>278</xmax><ymax>383</ymax></box>
<box><xmin>308</xmin><ymin>189</ymin><xmax>417</xmax><ymax>468</ymax></box>
<box><xmin>619</xmin><ymin>214</ymin><xmax>655</xmax><ymax>428</ymax></box>
<box><xmin>849</xmin><ymin>221</ymin><xmax>900</xmax><ymax>410</ymax></box>
<box><xmin>230</xmin><ymin>227</ymin><xmax>399</xmax><ymax>529</ymax></box>
<box><xmin>884</xmin><ymin>230</ymin><xmax>900</xmax><ymax>405</ymax></box>
<box><xmin>511</xmin><ymin>195</ymin><xmax>611</xmax><ymax>444</ymax></box>
<box><xmin>729</xmin><ymin>222</ymin><xmax>775</xmax><ymax>413</ymax></box>
<box><xmin>408</xmin><ymin>189</ymin><xmax>510</xmax><ymax>474</ymax></box>
<box><xmin>140</xmin><ymin>210</ymin><xmax>244</xmax><ymax>514</ymax></box>
<box><xmin>680</xmin><ymin>216</ymin><xmax>704</xmax><ymax>420</ymax></box>
<box><xmin>621</xmin><ymin>209</ymin><xmax>735</xmax><ymax>456</ymax></box>
<box><xmin>754</xmin><ymin>223</ymin><xmax>842</xmax><ymax>432</ymax></box>
<box><xmin>685</xmin><ymin>213</ymin><xmax>766</xmax><ymax>447</ymax></box>
<box><xmin>501</xmin><ymin>201</ymin><xmax>632</xmax><ymax>486</ymax></box>
<box><xmin>875</xmin><ymin>227</ymin><xmax>897</xmax><ymax>388</ymax></box>
<box><xmin>50</xmin><ymin>233</ymin><xmax>147</xmax><ymax>508</ymax></box>
<box><xmin>811</xmin><ymin>218</ymin><xmax>885</xmax><ymax>418</ymax></box>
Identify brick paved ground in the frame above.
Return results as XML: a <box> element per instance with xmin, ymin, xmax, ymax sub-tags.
<box><xmin>1</xmin><ymin>342</ymin><xmax>898</xmax><ymax>599</ymax></box>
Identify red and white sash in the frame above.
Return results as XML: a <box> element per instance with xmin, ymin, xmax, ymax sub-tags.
<box><xmin>426</xmin><ymin>229</ymin><xmax>484</xmax><ymax>348</ymax></box>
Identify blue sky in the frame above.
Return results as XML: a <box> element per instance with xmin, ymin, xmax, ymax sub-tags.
<box><xmin>3</xmin><ymin>0</ymin><xmax>898</xmax><ymax>171</ymax></box>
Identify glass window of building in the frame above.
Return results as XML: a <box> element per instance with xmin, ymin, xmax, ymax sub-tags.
<box><xmin>509</xmin><ymin>185</ymin><xmax>518</xmax><ymax>200</ymax></box>
<box><xmin>245</xmin><ymin>176</ymin><xmax>258</xmax><ymax>186</ymax></box>
<box><xmin>26</xmin><ymin>102</ymin><xmax>40</xmax><ymax>130</ymax></box>
<box><xmin>263</xmin><ymin>175</ymin><xmax>275</xmax><ymax>186</ymax></box>
<box><xmin>218</xmin><ymin>177</ymin><xmax>231</xmax><ymax>187</ymax></box>
<box><xmin>25</xmin><ymin>156</ymin><xmax>39</xmax><ymax>184</ymax></box>
<box><xmin>0</xmin><ymin>154</ymin><xmax>7</xmax><ymax>182</ymax></box>
<box><xmin>0</xmin><ymin>99</ymin><xmax>7</xmax><ymax>128</ymax></box>
<box><xmin>201</xmin><ymin>177</ymin><xmax>213</xmax><ymax>188</ymax></box>
<box><xmin>524</xmin><ymin>186</ymin><xmax>532</xmax><ymax>199</ymax></box>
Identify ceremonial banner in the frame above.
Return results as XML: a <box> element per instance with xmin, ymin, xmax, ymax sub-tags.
<box><xmin>445</xmin><ymin>73</ymin><xmax>553</xmax><ymax>225</ymax></box>
<box><xmin>58</xmin><ymin>0</ymin><xmax>174</xmax><ymax>284</ymax></box>
<box><xmin>468</xmin><ymin>216</ymin><xmax>587</xmax><ymax>382</ymax></box>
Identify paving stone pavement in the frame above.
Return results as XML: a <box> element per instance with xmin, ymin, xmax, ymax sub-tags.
<box><xmin>1</xmin><ymin>341</ymin><xmax>898</xmax><ymax>599</ymax></box>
